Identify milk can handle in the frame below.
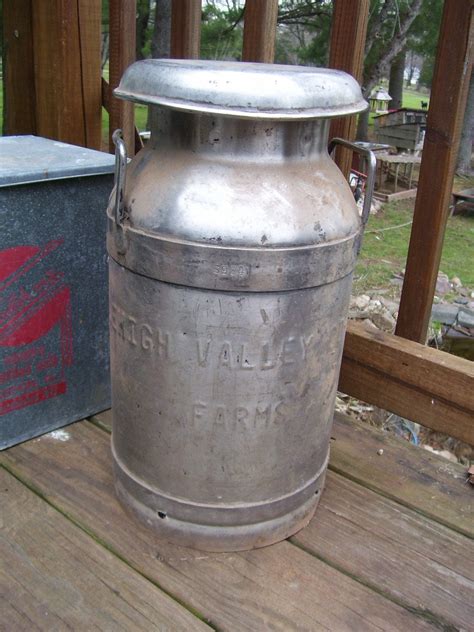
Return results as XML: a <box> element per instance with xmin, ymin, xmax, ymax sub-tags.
<box><xmin>112</xmin><ymin>129</ymin><xmax>127</xmax><ymax>227</ymax></box>
<box><xmin>328</xmin><ymin>138</ymin><xmax>376</xmax><ymax>252</ymax></box>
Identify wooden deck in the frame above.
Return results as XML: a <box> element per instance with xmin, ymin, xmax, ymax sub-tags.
<box><xmin>1</xmin><ymin>411</ymin><xmax>473</xmax><ymax>631</ymax></box>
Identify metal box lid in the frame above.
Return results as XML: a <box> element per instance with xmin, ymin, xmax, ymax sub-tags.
<box><xmin>0</xmin><ymin>136</ymin><xmax>115</xmax><ymax>187</ymax></box>
<box><xmin>115</xmin><ymin>59</ymin><xmax>368</xmax><ymax>120</ymax></box>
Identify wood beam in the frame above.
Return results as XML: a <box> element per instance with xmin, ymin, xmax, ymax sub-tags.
<box><xmin>242</xmin><ymin>0</ymin><xmax>278</xmax><ymax>63</ymax></box>
<box><xmin>27</xmin><ymin>0</ymin><xmax>102</xmax><ymax>149</ymax></box>
<box><xmin>2</xmin><ymin>0</ymin><xmax>36</xmax><ymax>136</ymax></box>
<box><xmin>170</xmin><ymin>0</ymin><xmax>201</xmax><ymax>59</ymax></box>
<box><xmin>339</xmin><ymin>321</ymin><xmax>474</xmax><ymax>445</ymax></box>
<box><xmin>77</xmin><ymin>0</ymin><xmax>102</xmax><ymax>149</ymax></box>
<box><xmin>328</xmin><ymin>0</ymin><xmax>370</xmax><ymax>178</ymax></box>
<box><xmin>396</xmin><ymin>0</ymin><xmax>474</xmax><ymax>342</ymax></box>
<box><xmin>109</xmin><ymin>0</ymin><xmax>136</xmax><ymax>154</ymax></box>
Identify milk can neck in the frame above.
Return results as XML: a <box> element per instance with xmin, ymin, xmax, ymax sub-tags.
<box><xmin>149</xmin><ymin>109</ymin><xmax>329</xmax><ymax>161</ymax></box>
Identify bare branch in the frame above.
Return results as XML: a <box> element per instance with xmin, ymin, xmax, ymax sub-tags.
<box><xmin>222</xmin><ymin>7</ymin><xmax>245</xmax><ymax>36</ymax></box>
<box><xmin>366</xmin><ymin>0</ymin><xmax>423</xmax><ymax>94</ymax></box>
<box><xmin>365</xmin><ymin>0</ymin><xmax>391</xmax><ymax>56</ymax></box>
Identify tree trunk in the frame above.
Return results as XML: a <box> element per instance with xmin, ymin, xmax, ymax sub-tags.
<box><xmin>147</xmin><ymin>0</ymin><xmax>172</xmax><ymax>131</ymax></box>
<box><xmin>136</xmin><ymin>0</ymin><xmax>151</xmax><ymax>60</ymax></box>
<box><xmin>356</xmin><ymin>109</ymin><xmax>370</xmax><ymax>142</ymax></box>
<box><xmin>405</xmin><ymin>51</ymin><xmax>414</xmax><ymax>87</ymax></box>
<box><xmin>456</xmin><ymin>68</ymin><xmax>474</xmax><ymax>175</ymax></box>
<box><xmin>363</xmin><ymin>0</ymin><xmax>423</xmax><ymax>100</ymax></box>
<box><xmin>388</xmin><ymin>50</ymin><xmax>405</xmax><ymax>110</ymax></box>
<box><xmin>151</xmin><ymin>0</ymin><xmax>171</xmax><ymax>59</ymax></box>
<box><xmin>101</xmin><ymin>32</ymin><xmax>109</xmax><ymax>70</ymax></box>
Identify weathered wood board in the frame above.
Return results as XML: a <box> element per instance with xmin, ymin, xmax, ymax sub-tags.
<box><xmin>1</xmin><ymin>420</ymin><xmax>438</xmax><ymax>631</ymax></box>
<box><xmin>375</xmin><ymin>125</ymin><xmax>421</xmax><ymax>151</ymax></box>
<box><xmin>293</xmin><ymin>473</ymin><xmax>474</xmax><ymax>630</ymax></box>
<box><xmin>340</xmin><ymin>320</ymin><xmax>474</xmax><ymax>445</ymax></box>
<box><xmin>0</xmin><ymin>468</ymin><xmax>210</xmax><ymax>631</ymax></box>
<box><xmin>93</xmin><ymin>409</ymin><xmax>474</xmax><ymax>628</ymax></box>
<box><xmin>396</xmin><ymin>0</ymin><xmax>474</xmax><ymax>342</ymax></box>
<box><xmin>330</xmin><ymin>413</ymin><xmax>473</xmax><ymax>538</ymax></box>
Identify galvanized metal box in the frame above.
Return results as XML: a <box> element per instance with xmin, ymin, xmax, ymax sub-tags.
<box><xmin>0</xmin><ymin>136</ymin><xmax>114</xmax><ymax>448</ymax></box>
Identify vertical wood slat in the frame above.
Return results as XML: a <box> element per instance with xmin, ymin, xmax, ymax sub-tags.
<box><xmin>396</xmin><ymin>0</ymin><xmax>474</xmax><ymax>342</ymax></box>
<box><xmin>31</xmin><ymin>1</ymin><xmax>101</xmax><ymax>148</ymax></box>
<box><xmin>2</xmin><ymin>0</ymin><xmax>36</xmax><ymax>136</ymax></box>
<box><xmin>170</xmin><ymin>0</ymin><xmax>202</xmax><ymax>59</ymax></box>
<box><xmin>242</xmin><ymin>0</ymin><xmax>278</xmax><ymax>63</ymax></box>
<box><xmin>109</xmin><ymin>0</ymin><xmax>136</xmax><ymax>154</ymax></box>
<box><xmin>328</xmin><ymin>0</ymin><xmax>370</xmax><ymax>178</ymax></box>
<box><xmin>77</xmin><ymin>0</ymin><xmax>102</xmax><ymax>149</ymax></box>
<box><xmin>32</xmin><ymin>0</ymin><xmax>82</xmax><ymax>145</ymax></box>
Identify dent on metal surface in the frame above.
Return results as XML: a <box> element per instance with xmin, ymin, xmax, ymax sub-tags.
<box><xmin>108</xmin><ymin>60</ymin><xmax>363</xmax><ymax>551</ymax></box>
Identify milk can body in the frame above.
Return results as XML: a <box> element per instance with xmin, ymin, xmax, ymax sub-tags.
<box><xmin>108</xmin><ymin>60</ymin><xmax>369</xmax><ymax>551</ymax></box>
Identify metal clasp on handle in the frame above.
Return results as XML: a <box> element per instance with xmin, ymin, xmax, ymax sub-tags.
<box><xmin>112</xmin><ymin>129</ymin><xmax>127</xmax><ymax>227</ymax></box>
<box><xmin>328</xmin><ymin>138</ymin><xmax>376</xmax><ymax>253</ymax></box>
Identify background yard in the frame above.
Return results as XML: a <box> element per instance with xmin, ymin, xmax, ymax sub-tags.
<box><xmin>354</xmin><ymin>185</ymin><xmax>474</xmax><ymax>296</ymax></box>
<box><xmin>1</xmin><ymin>73</ymin><xmax>471</xmax><ymax>302</ymax></box>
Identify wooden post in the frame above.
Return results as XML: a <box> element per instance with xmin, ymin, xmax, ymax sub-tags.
<box><xmin>242</xmin><ymin>0</ymin><xmax>278</xmax><ymax>63</ymax></box>
<box><xmin>170</xmin><ymin>0</ymin><xmax>201</xmax><ymax>59</ymax></box>
<box><xmin>77</xmin><ymin>2</ymin><xmax>102</xmax><ymax>149</ymax></box>
<box><xmin>33</xmin><ymin>0</ymin><xmax>101</xmax><ymax>149</ymax></box>
<box><xmin>3</xmin><ymin>0</ymin><xmax>101</xmax><ymax>148</ymax></box>
<box><xmin>2</xmin><ymin>0</ymin><xmax>36</xmax><ymax>136</ymax></box>
<box><xmin>109</xmin><ymin>0</ymin><xmax>136</xmax><ymax>154</ymax></box>
<box><xmin>328</xmin><ymin>0</ymin><xmax>370</xmax><ymax>178</ymax></box>
<box><xmin>395</xmin><ymin>0</ymin><xmax>474</xmax><ymax>342</ymax></box>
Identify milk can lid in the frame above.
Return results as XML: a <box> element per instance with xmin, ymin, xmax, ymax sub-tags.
<box><xmin>115</xmin><ymin>59</ymin><xmax>367</xmax><ymax>120</ymax></box>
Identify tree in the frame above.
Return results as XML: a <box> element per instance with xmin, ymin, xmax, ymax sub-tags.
<box><xmin>356</xmin><ymin>0</ymin><xmax>424</xmax><ymax>140</ymax></box>
<box><xmin>407</xmin><ymin>0</ymin><xmax>443</xmax><ymax>90</ymax></box>
<box><xmin>150</xmin><ymin>0</ymin><xmax>171</xmax><ymax>60</ymax></box>
<box><xmin>363</xmin><ymin>0</ymin><xmax>423</xmax><ymax>94</ymax></box>
<box><xmin>456</xmin><ymin>69</ymin><xmax>474</xmax><ymax>176</ymax></box>
<box><xmin>201</xmin><ymin>1</ymin><xmax>245</xmax><ymax>60</ymax></box>
<box><xmin>136</xmin><ymin>0</ymin><xmax>153</xmax><ymax>60</ymax></box>
<box><xmin>388</xmin><ymin>51</ymin><xmax>405</xmax><ymax>110</ymax></box>
<box><xmin>200</xmin><ymin>1</ymin><xmax>332</xmax><ymax>63</ymax></box>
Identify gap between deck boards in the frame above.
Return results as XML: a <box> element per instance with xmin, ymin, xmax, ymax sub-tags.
<box><xmin>3</xmin><ymin>413</ymin><xmax>472</xmax><ymax>630</ymax></box>
<box><xmin>88</xmin><ymin>415</ymin><xmax>472</xmax><ymax>631</ymax></box>
<box><xmin>1</xmin><ymin>456</ymin><xmax>445</xmax><ymax>632</ymax></box>
<box><xmin>1</xmin><ymin>467</ymin><xmax>214</xmax><ymax>631</ymax></box>
<box><xmin>1</xmin><ymin>462</ymin><xmax>220</xmax><ymax>631</ymax></box>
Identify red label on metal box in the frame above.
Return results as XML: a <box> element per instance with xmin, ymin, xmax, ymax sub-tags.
<box><xmin>0</xmin><ymin>240</ymin><xmax>73</xmax><ymax>415</ymax></box>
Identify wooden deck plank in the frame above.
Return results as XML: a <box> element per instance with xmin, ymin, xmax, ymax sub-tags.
<box><xmin>0</xmin><ymin>468</ymin><xmax>210</xmax><ymax>632</ymax></box>
<box><xmin>1</xmin><ymin>421</ymin><xmax>437</xmax><ymax>632</ymax></box>
<box><xmin>293</xmin><ymin>473</ymin><xmax>474</xmax><ymax>631</ymax></box>
<box><xmin>92</xmin><ymin>407</ymin><xmax>474</xmax><ymax>627</ymax></box>
<box><xmin>331</xmin><ymin>413</ymin><xmax>473</xmax><ymax>538</ymax></box>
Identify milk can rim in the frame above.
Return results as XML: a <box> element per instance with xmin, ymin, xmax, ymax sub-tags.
<box><xmin>114</xmin><ymin>59</ymin><xmax>368</xmax><ymax>120</ymax></box>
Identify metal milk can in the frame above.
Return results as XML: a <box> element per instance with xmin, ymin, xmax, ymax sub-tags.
<box><xmin>108</xmin><ymin>59</ymin><xmax>373</xmax><ymax>552</ymax></box>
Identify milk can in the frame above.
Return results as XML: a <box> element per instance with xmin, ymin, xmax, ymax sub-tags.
<box><xmin>108</xmin><ymin>60</ymin><xmax>374</xmax><ymax>551</ymax></box>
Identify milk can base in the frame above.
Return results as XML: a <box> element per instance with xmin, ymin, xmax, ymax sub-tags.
<box><xmin>113</xmin><ymin>457</ymin><xmax>326</xmax><ymax>552</ymax></box>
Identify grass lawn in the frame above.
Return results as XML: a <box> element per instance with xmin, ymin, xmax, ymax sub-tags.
<box><xmin>354</xmin><ymin>183</ymin><xmax>474</xmax><ymax>295</ymax></box>
<box><xmin>368</xmin><ymin>86</ymin><xmax>429</xmax><ymax>126</ymax></box>
<box><xmin>402</xmin><ymin>87</ymin><xmax>430</xmax><ymax>110</ymax></box>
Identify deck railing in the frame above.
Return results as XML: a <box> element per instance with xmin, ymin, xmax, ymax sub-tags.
<box><xmin>3</xmin><ymin>0</ymin><xmax>473</xmax><ymax>444</ymax></box>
